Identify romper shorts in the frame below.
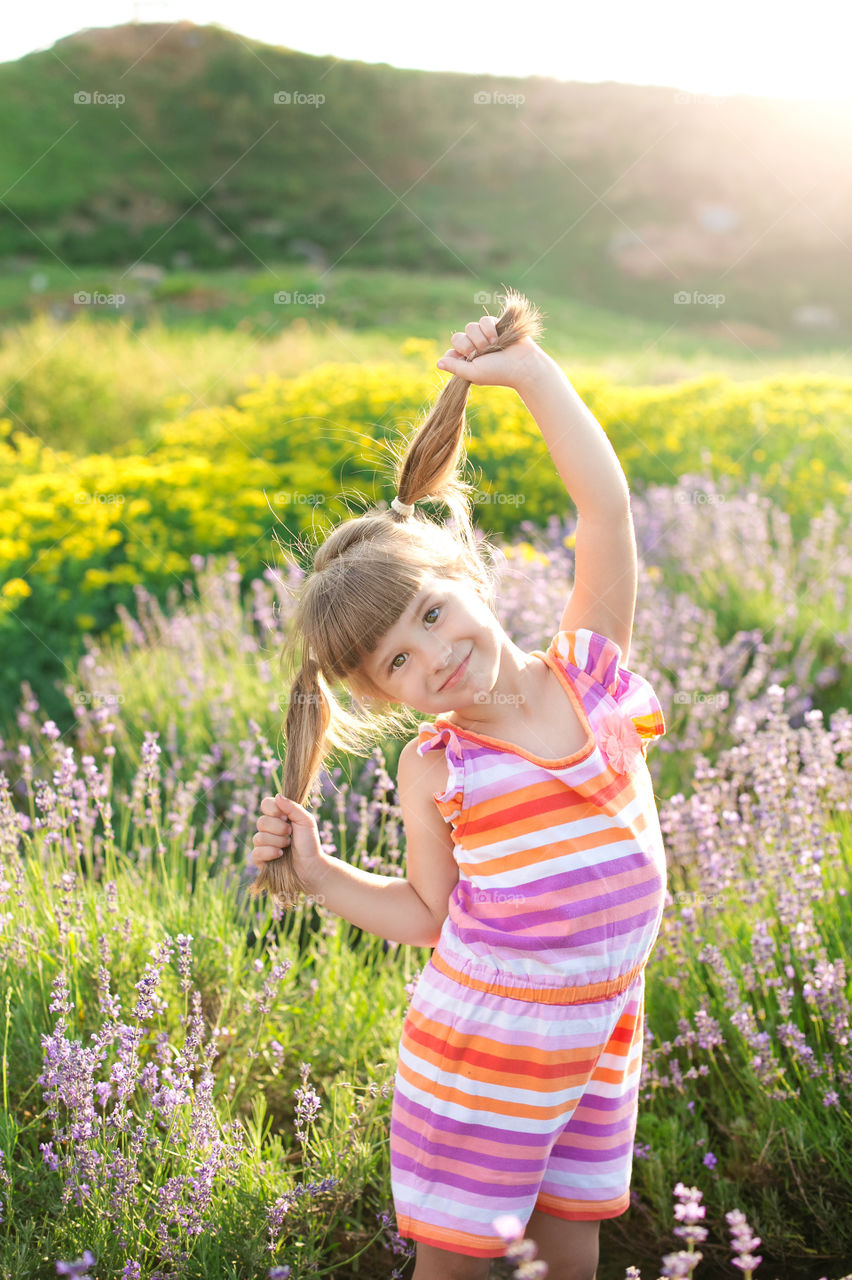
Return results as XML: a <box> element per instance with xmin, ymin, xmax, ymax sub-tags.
<box><xmin>390</xmin><ymin>955</ymin><xmax>646</xmax><ymax>1259</ymax></box>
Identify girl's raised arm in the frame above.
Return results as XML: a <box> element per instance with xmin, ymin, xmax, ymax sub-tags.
<box><xmin>437</xmin><ymin>311</ymin><xmax>637</xmax><ymax>659</ymax></box>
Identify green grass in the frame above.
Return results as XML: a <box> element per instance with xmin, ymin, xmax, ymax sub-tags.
<box><xmin>2</xmin><ymin>20</ymin><xmax>851</xmax><ymax>339</ymax></box>
<box><xmin>3</xmin><ymin>263</ymin><xmax>852</xmax><ymax>459</ymax></box>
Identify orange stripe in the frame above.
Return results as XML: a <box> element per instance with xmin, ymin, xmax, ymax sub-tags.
<box><xmin>461</xmin><ymin>784</ymin><xmax>634</xmax><ymax>849</ymax></box>
<box><xmin>464</xmin><ymin>776</ymin><xmax>594</xmax><ymax>829</ymax></box>
<box><xmin>457</xmin><ymin>821</ymin><xmax>637</xmax><ymax>877</ymax></box>
<box><xmin>634</xmin><ymin>711</ymin><xmax>666</xmax><ymax>739</ymax></box>
<box><xmin>535</xmin><ymin>1189</ymin><xmax>630</xmax><ymax>1220</ymax></box>
<box><xmin>430</xmin><ymin>948</ymin><xmax>646</xmax><ymax>1005</ymax></box>
<box><xmin>396</xmin><ymin>1055</ymin><xmax>578</xmax><ymax>1121</ymax></box>
<box><xmin>395</xmin><ymin>1215</ymin><xmax>507</xmax><ymax>1257</ymax></box>
<box><xmin>403</xmin><ymin>1019</ymin><xmax>601</xmax><ymax>1087</ymax></box>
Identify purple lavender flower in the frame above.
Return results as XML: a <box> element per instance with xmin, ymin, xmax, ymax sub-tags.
<box><xmin>255</xmin><ymin>959</ymin><xmax>293</xmax><ymax>1014</ymax></box>
<box><xmin>672</xmin><ymin>1182</ymin><xmax>708</xmax><ymax>1246</ymax></box>
<box><xmin>294</xmin><ymin>1062</ymin><xmax>321</xmax><ymax>1144</ymax></box>
<box><xmin>726</xmin><ymin>1208</ymin><xmax>763</xmax><ymax>1275</ymax></box>
<box><xmin>661</xmin><ymin>1253</ymin><xmax>700</xmax><ymax>1278</ymax></box>
<box><xmin>176</xmin><ymin>933</ymin><xmax>193</xmax><ymax>993</ymax></box>
<box><xmin>56</xmin><ymin>1251</ymin><xmax>95</xmax><ymax>1277</ymax></box>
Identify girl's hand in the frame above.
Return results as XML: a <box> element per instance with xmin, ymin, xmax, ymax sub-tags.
<box><xmin>252</xmin><ymin>795</ymin><xmax>326</xmax><ymax>894</ymax></box>
<box><xmin>436</xmin><ymin>315</ymin><xmax>548</xmax><ymax>391</ymax></box>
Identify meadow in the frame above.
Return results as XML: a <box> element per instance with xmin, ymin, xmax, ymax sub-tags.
<box><xmin>0</xmin><ymin>274</ymin><xmax>851</xmax><ymax>1279</ymax></box>
<box><xmin>2</xmin><ymin>266</ymin><xmax>851</xmax><ymax>736</ymax></box>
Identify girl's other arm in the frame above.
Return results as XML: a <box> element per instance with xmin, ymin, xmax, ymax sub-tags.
<box><xmin>305</xmin><ymin>740</ymin><xmax>458</xmax><ymax>947</ymax></box>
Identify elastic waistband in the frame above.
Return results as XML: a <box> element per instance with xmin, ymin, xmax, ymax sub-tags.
<box><xmin>430</xmin><ymin>947</ymin><xmax>645</xmax><ymax>1006</ymax></box>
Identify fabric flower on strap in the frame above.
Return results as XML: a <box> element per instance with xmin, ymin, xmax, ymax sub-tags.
<box><xmin>597</xmin><ymin>707</ymin><xmax>645</xmax><ymax>774</ymax></box>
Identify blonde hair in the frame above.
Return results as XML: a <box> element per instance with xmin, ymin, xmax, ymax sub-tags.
<box><xmin>251</xmin><ymin>289</ymin><xmax>544</xmax><ymax>908</ymax></box>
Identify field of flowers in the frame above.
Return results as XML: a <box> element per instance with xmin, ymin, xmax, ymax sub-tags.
<box><xmin>2</xmin><ymin>353</ymin><xmax>851</xmax><ymax>733</ymax></box>
<box><xmin>1</xmin><ymin>465</ymin><xmax>851</xmax><ymax>1279</ymax></box>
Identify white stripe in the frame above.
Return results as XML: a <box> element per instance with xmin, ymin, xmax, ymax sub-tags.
<box><xmin>397</xmin><ymin>1042</ymin><xmax>588</xmax><ymax>1109</ymax></box>
<box><xmin>394</xmin><ymin>1071</ymin><xmax>572</xmax><ymax>1135</ymax></box>
<box><xmin>434</xmin><ymin>933</ymin><xmax>654</xmax><ymax>985</ymax></box>
<box><xmin>393</xmin><ymin>1175</ymin><xmax>543</xmax><ymax>1226</ymax></box>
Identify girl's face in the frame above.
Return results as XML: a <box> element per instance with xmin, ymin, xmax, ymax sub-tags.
<box><xmin>360</xmin><ymin>573</ymin><xmax>502</xmax><ymax>716</ymax></box>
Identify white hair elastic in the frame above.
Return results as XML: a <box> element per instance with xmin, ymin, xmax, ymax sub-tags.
<box><xmin>390</xmin><ymin>496</ymin><xmax>415</xmax><ymax>516</ymax></box>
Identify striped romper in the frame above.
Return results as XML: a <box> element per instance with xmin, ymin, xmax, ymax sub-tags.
<box><xmin>390</xmin><ymin>627</ymin><xmax>668</xmax><ymax>1258</ymax></box>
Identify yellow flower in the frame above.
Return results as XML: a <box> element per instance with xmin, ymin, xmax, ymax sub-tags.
<box><xmin>1</xmin><ymin>577</ymin><xmax>32</xmax><ymax>601</ymax></box>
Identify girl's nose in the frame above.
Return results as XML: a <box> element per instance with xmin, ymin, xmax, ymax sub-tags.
<box><xmin>434</xmin><ymin>646</ymin><xmax>454</xmax><ymax>677</ymax></box>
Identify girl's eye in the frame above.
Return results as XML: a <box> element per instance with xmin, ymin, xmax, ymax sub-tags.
<box><xmin>389</xmin><ymin>605</ymin><xmax>440</xmax><ymax>672</ymax></box>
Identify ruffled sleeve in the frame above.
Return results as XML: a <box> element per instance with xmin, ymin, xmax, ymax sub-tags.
<box><xmin>416</xmin><ymin>719</ymin><xmax>466</xmax><ymax>824</ymax></box>
<box><xmin>547</xmin><ymin>628</ymin><xmax>666</xmax><ymax>763</ymax></box>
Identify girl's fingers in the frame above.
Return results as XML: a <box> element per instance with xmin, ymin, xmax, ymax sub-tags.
<box><xmin>252</xmin><ymin>830</ymin><xmax>290</xmax><ymax>849</ymax></box>
<box><xmin>252</xmin><ymin>844</ymin><xmax>285</xmax><ymax>864</ymax></box>
<box><xmin>260</xmin><ymin>796</ymin><xmax>281</xmax><ymax>816</ymax></box>
<box><xmin>256</xmin><ymin>815</ymin><xmax>289</xmax><ymax>835</ymax></box>
<box><xmin>465</xmin><ymin>317</ymin><xmax>499</xmax><ymax>346</ymax></box>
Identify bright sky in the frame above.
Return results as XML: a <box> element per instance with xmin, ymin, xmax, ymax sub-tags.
<box><xmin>3</xmin><ymin>0</ymin><xmax>851</xmax><ymax>105</ymax></box>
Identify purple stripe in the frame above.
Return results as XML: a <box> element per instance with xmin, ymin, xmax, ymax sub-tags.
<box><xmin>488</xmin><ymin>852</ymin><xmax>658</xmax><ymax>900</ymax></box>
<box><xmin>456</xmin><ymin>875</ymin><xmax>662</xmax><ymax>934</ymax></box>
<box><xmin>391</xmin><ymin>1149</ymin><xmax>542</xmax><ymax>1197</ymax></box>
<box><xmin>564</xmin><ymin>1089</ymin><xmax>632</xmax><ymax>1114</ymax></box>
<box><xmin>462</xmin><ymin>852</ymin><xmax>657</xmax><ymax>899</ymax></box>
<box><xmin>392</xmin><ymin>1090</ymin><xmax>552</xmax><ymax>1144</ymax></box>
<box><xmin>453</xmin><ymin>902</ymin><xmax>661</xmax><ymax>951</ymax></box>
<box><xmin>465</xmin><ymin>754</ymin><xmax>604</xmax><ymax>804</ymax></box>
<box><xmin>548</xmin><ymin>1138</ymin><xmax>634</xmax><ymax>1164</ymax></box>
<box><xmin>391</xmin><ymin>1116</ymin><xmax>547</xmax><ymax>1174</ymax></box>
<box><xmin>567</xmin><ymin>1110</ymin><xmax>639</xmax><ymax>1139</ymax></box>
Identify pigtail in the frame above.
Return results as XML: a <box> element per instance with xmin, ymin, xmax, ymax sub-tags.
<box><xmin>249</xmin><ymin>649</ymin><xmax>330</xmax><ymax>909</ymax></box>
<box><xmin>252</xmin><ymin>288</ymin><xmax>545</xmax><ymax>915</ymax></box>
<box><xmin>390</xmin><ymin>288</ymin><xmax>545</xmax><ymax>556</ymax></box>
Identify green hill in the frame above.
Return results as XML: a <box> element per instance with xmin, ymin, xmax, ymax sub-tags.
<box><xmin>1</xmin><ymin>21</ymin><xmax>850</xmax><ymax>334</ymax></box>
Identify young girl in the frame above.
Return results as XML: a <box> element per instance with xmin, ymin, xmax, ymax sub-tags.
<box><xmin>250</xmin><ymin>292</ymin><xmax>667</xmax><ymax>1280</ymax></box>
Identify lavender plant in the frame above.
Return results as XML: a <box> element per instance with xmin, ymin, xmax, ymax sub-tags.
<box><xmin>0</xmin><ymin>486</ymin><xmax>850</xmax><ymax>1276</ymax></box>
